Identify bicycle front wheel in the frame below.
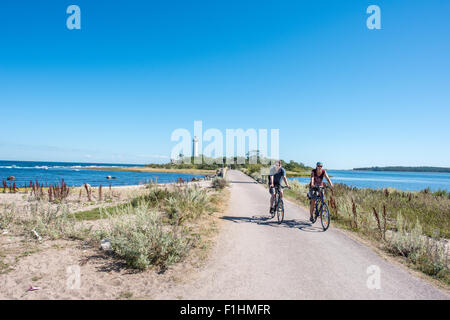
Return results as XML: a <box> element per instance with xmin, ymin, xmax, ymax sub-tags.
<box><xmin>320</xmin><ymin>202</ymin><xmax>330</xmax><ymax>231</ymax></box>
<box><xmin>277</xmin><ymin>199</ymin><xmax>284</xmax><ymax>224</ymax></box>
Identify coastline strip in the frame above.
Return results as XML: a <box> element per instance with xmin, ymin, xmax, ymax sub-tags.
<box><xmin>85</xmin><ymin>166</ymin><xmax>215</xmax><ymax>175</ymax></box>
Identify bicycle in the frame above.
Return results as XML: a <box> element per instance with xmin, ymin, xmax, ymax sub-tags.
<box><xmin>270</xmin><ymin>185</ymin><xmax>289</xmax><ymax>224</ymax></box>
<box><xmin>309</xmin><ymin>185</ymin><xmax>331</xmax><ymax>231</ymax></box>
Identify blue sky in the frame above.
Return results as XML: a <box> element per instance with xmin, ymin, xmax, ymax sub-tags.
<box><xmin>0</xmin><ymin>0</ymin><xmax>449</xmax><ymax>169</ymax></box>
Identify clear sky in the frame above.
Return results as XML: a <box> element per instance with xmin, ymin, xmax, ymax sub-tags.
<box><xmin>0</xmin><ymin>0</ymin><xmax>449</xmax><ymax>169</ymax></box>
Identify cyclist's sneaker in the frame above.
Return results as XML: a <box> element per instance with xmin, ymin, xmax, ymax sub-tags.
<box><xmin>270</xmin><ymin>207</ymin><xmax>274</xmax><ymax>214</ymax></box>
<box><xmin>309</xmin><ymin>216</ymin><xmax>315</xmax><ymax>223</ymax></box>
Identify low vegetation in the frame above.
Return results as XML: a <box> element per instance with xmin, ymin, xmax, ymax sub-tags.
<box><xmin>240</xmin><ymin>162</ymin><xmax>311</xmax><ymax>183</ymax></box>
<box><xmin>94</xmin><ymin>184</ymin><xmax>223</xmax><ymax>269</ymax></box>
<box><xmin>211</xmin><ymin>177</ymin><xmax>228</xmax><ymax>190</ymax></box>
<box><xmin>143</xmin><ymin>154</ymin><xmax>311</xmax><ymax>176</ymax></box>
<box><xmin>1</xmin><ymin>203</ymin><xmax>88</xmax><ymax>241</ymax></box>
<box><xmin>284</xmin><ymin>181</ymin><xmax>450</xmax><ymax>285</ymax></box>
<box><xmin>0</xmin><ymin>181</ymin><xmax>226</xmax><ymax>272</ymax></box>
<box><xmin>95</xmin><ymin>202</ymin><xmax>191</xmax><ymax>270</ymax></box>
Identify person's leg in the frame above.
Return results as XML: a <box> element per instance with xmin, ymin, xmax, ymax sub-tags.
<box><xmin>310</xmin><ymin>199</ymin><xmax>315</xmax><ymax>220</ymax></box>
<box><xmin>269</xmin><ymin>188</ymin><xmax>275</xmax><ymax>213</ymax></box>
<box><xmin>272</xmin><ymin>186</ymin><xmax>281</xmax><ymax>213</ymax></box>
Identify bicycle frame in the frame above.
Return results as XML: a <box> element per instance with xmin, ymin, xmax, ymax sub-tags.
<box><xmin>310</xmin><ymin>185</ymin><xmax>331</xmax><ymax>230</ymax></box>
<box><xmin>273</xmin><ymin>185</ymin><xmax>285</xmax><ymax>223</ymax></box>
<box><xmin>275</xmin><ymin>186</ymin><xmax>282</xmax><ymax>204</ymax></box>
<box><xmin>310</xmin><ymin>186</ymin><xmax>326</xmax><ymax>217</ymax></box>
<box><xmin>271</xmin><ymin>186</ymin><xmax>281</xmax><ymax>211</ymax></box>
<box><xmin>270</xmin><ymin>185</ymin><xmax>287</xmax><ymax>222</ymax></box>
<box><xmin>314</xmin><ymin>191</ymin><xmax>324</xmax><ymax>216</ymax></box>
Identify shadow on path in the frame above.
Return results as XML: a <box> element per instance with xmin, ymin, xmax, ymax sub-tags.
<box><xmin>221</xmin><ymin>215</ymin><xmax>324</xmax><ymax>233</ymax></box>
<box><xmin>229</xmin><ymin>181</ymin><xmax>258</xmax><ymax>184</ymax></box>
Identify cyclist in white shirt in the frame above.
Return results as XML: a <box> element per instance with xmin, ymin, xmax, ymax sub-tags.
<box><xmin>269</xmin><ymin>160</ymin><xmax>290</xmax><ymax>215</ymax></box>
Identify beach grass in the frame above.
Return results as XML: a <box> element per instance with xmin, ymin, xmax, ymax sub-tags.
<box><xmin>284</xmin><ymin>181</ymin><xmax>450</xmax><ymax>285</ymax></box>
<box><xmin>93</xmin><ymin>184</ymin><xmax>225</xmax><ymax>270</ymax></box>
<box><xmin>1</xmin><ymin>179</ymin><xmax>227</xmax><ymax>272</ymax></box>
<box><xmin>72</xmin><ymin>204</ymin><xmax>127</xmax><ymax>221</ymax></box>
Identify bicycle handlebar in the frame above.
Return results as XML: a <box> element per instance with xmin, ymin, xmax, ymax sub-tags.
<box><xmin>272</xmin><ymin>185</ymin><xmax>290</xmax><ymax>189</ymax></box>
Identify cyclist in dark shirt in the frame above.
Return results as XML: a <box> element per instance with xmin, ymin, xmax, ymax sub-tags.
<box><xmin>269</xmin><ymin>160</ymin><xmax>290</xmax><ymax>215</ymax></box>
<box><xmin>308</xmin><ymin>162</ymin><xmax>333</xmax><ymax>222</ymax></box>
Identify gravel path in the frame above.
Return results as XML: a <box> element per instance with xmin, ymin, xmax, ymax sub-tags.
<box><xmin>155</xmin><ymin>170</ymin><xmax>448</xmax><ymax>299</ymax></box>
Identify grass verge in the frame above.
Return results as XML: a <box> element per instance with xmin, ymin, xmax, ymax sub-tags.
<box><xmin>284</xmin><ymin>181</ymin><xmax>450</xmax><ymax>286</ymax></box>
<box><xmin>92</xmin><ymin>183</ymin><xmax>226</xmax><ymax>270</ymax></box>
<box><xmin>1</xmin><ymin>180</ymin><xmax>227</xmax><ymax>272</ymax></box>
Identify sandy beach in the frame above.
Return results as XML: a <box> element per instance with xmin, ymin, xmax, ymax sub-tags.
<box><xmin>0</xmin><ymin>179</ymin><xmax>226</xmax><ymax>299</ymax></box>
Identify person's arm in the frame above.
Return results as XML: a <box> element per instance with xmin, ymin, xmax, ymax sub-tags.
<box><xmin>324</xmin><ymin>171</ymin><xmax>333</xmax><ymax>188</ymax></box>
<box><xmin>270</xmin><ymin>175</ymin><xmax>274</xmax><ymax>187</ymax></box>
<box><xmin>281</xmin><ymin>168</ymin><xmax>289</xmax><ymax>187</ymax></box>
<box><xmin>283</xmin><ymin>175</ymin><xmax>289</xmax><ymax>188</ymax></box>
<box><xmin>310</xmin><ymin>171</ymin><xmax>315</xmax><ymax>187</ymax></box>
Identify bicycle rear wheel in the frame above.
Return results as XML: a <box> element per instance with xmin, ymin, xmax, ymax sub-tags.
<box><xmin>277</xmin><ymin>199</ymin><xmax>284</xmax><ymax>224</ymax></box>
<box><xmin>320</xmin><ymin>202</ymin><xmax>330</xmax><ymax>231</ymax></box>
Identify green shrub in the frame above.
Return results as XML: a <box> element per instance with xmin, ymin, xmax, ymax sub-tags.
<box><xmin>0</xmin><ymin>204</ymin><xmax>15</xmax><ymax>230</ymax></box>
<box><xmin>132</xmin><ymin>187</ymin><xmax>173</xmax><ymax>208</ymax></box>
<box><xmin>388</xmin><ymin>215</ymin><xmax>426</xmax><ymax>258</ymax></box>
<box><xmin>165</xmin><ymin>186</ymin><xmax>213</xmax><ymax>223</ymax></box>
<box><xmin>432</xmin><ymin>189</ymin><xmax>450</xmax><ymax>198</ymax></box>
<box><xmin>43</xmin><ymin>208</ymin><xmax>84</xmax><ymax>239</ymax></box>
<box><xmin>16</xmin><ymin>203</ymin><xmax>87</xmax><ymax>240</ymax></box>
<box><xmin>211</xmin><ymin>177</ymin><xmax>228</xmax><ymax>190</ymax></box>
<box><xmin>387</xmin><ymin>215</ymin><xmax>449</xmax><ymax>282</ymax></box>
<box><xmin>95</xmin><ymin>185</ymin><xmax>221</xmax><ymax>270</ymax></box>
<box><xmin>246</xmin><ymin>164</ymin><xmax>263</xmax><ymax>176</ymax></box>
<box><xmin>97</xmin><ymin>202</ymin><xmax>191</xmax><ymax>270</ymax></box>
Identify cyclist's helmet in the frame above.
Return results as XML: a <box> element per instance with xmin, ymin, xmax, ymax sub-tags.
<box><xmin>316</xmin><ymin>162</ymin><xmax>323</xmax><ymax>167</ymax></box>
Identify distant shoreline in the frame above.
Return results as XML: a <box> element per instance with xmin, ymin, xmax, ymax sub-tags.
<box><xmin>286</xmin><ymin>170</ymin><xmax>310</xmax><ymax>177</ymax></box>
<box><xmin>353</xmin><ymin>166</ymin><xmax>450</xmax><ymax>173</ymax></box>
<box><xmin>86</xmin><ymin>166</ymin><xmax>215</xmax><ymax>175</ymax></box>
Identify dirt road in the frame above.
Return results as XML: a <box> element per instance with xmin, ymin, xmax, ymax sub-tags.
<box><xmin>155</xmin><ymin>170</ymin><xmax>448</xmax><ymax>299</ymax></box>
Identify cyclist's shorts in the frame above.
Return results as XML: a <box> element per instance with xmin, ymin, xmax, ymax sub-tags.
<box><xmin>269</xmin><ymin>184</ymin><xmax>281</xmax><ymax>195</ymax></box>
<box><xmin>307</xmin><ymin>188</ymin><xmax>320</xmax><ymax>200</ymax></box>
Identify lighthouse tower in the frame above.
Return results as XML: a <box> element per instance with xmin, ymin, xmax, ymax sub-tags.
<box><xmin>193</xmin><ymin>136</ymin><xmax>199</xmax><ymax>157</ymax></box>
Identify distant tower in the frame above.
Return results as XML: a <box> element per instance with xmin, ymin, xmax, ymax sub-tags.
<box><xmin>193</xmin><ymin>136</ymin><xmax>199</xmax><ymax>157</ymax></box>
